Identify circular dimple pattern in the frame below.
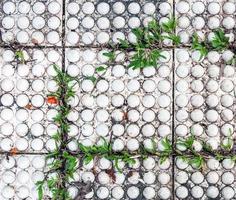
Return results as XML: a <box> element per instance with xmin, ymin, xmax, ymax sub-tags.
<box><xmin>1</xmin><ymin>1</ymin><xmax>62</xmax><ymax>45</ymax></box>
<box><xmin>1</xmin><ymin>1</ymin><xmax>236</xmax><ymax>200</ymax></box>
<box><xmin>175</xmin><ymin>45</ymin><xmax>235</xmax><ymax>152</ymax></box>
<box><xmin>65</xmin><ymin>48</ymin><xmax>172</xmax><ymax>154</ymax></box>
<box><xmin>176</xmin><ymin>0</ymin><xmax>235</xmax><ymax>45</ymax></box>
<box><xmin>65</xmin><ymin>1</ymin><xmax>171</xmax><ymax>45</ymax></box>
<box><xmin>0</xmin><ymin>48</ymin><xmax>61</xmax><ymax>154</ymax></box>
<box><xmin>0</xmin><ymin>155</ymin><xmax>46</xmax><ymax>199</ymax></box>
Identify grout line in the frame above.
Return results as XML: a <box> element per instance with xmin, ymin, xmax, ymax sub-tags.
<box><xmin>0</xmin><ymin>44</ymin><xmax>192</xmax><ymax>50</ymax></box>
<box><xmin>0</xmin><ymin>152</ymin><xmax>48</xmax><ymax>155</ymax></box>
<box><xmin>62</xmin><ymin>0</ymin><xmax>66</xmax><ymax>73</ymax></box>
<box><xmin>171</xmin><ymin>48</ymin><xmax>176</xmax><ymax>200</ymax></box>
<box><xmin>0</xmin><ymin>150</ymin><xmax>230</xmax><ymax>157</ymax></box>
<box><xmin>172</xmin><ymin>1</ymin><xmax>176</xmax><ymax>199</ymax></box>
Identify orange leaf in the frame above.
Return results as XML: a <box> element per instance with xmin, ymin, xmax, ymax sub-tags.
<box><xmin>10</xmin><ymin>147</ymin><xmax>18</xmax><ymax>156</ymax></box>
<box><xmin>25</xmin><ymin>103</ymin><xmax>33</xmax><ymax>110</ymax></box>
<box><xmin>47</xmin><ymin>96</ymin><xmax>58</xmax><ymax>105</ymax></box>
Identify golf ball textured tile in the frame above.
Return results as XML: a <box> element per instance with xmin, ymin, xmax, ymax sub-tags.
<box><xmin>1</xmin><ymin>0</ymin><xmax>236</xmax><ymax>200</ymax></box>
<box><xmin>0</xmin><ymin>0</ymin><xmax>62</xmax><ymax>46</ymax></box>
<box><xmin>65</xmin><ymin>48</ymin><xmax>173</xmax><ymax>153</ymax></box>
<box><xmin>0</xmin><ymin>155</ymin><xmax>47</xmax><ymax>199</ymax></box>
<box><xmin>65</xmin><ymin>0</ymin><xmax>173</xmax><ymax>46</ymax></box>
<box><xmin>69</xmin><ymin>156</ymin><xmax>172</xmax><ymax>199</ymax></box>
<box><xmin>176</xmin><ymin>0</ymin><xmax>235</xmax><ymax>45</ymax></box>
<box><xmin>0</xmin><ymin>48</ymin><xmax>62</xmax><ymax>153</ymax></box>
<box><xmin>174</xmin><ymin>48</ymin><xmax>236</xmax><ymax>151</ymax></box>
<box><xmin>175</xmin><ymin>156</ymin><xmax>236</xmax><ymax>199</ymax></box>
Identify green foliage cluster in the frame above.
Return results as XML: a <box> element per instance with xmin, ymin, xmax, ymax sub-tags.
<box><xmin>192</xmin><ymin>29</ymin><xmax>230</xmax><ymax>59</ymax></box>
<box><xmin>103</xmin><ymin>19</ymin><xmax>231</xmax><ymax>70</ymax></box>
<box><xmin>103</xmin><ymin>16</ymin><xmax>180</xmax><ymax>69</ymax></box>
<box><xmin>79</xmin><ymin>137</ymin><xmax>173</xmax><ymax>172</ymax></box>
<box><xmin>176</xmin><ymin>128</ymin><xmax>234</xmax><ymax>169</ymax></box>
<box><xmin>35</xmin><ymin>17</ymin><xmax>236</xmax><ymax>200</ymax></box>
<box><xmin>37</xmin><ymin>65</ymin><xmax>78</xmax><ymax>200</ymax></box>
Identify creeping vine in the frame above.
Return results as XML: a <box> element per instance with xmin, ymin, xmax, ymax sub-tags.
<box><xmin>34</xmin><ymin>16</ymin><xmax>236</xmax><ymax>200</ymax></box>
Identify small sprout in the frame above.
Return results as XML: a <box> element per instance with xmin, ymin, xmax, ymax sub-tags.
<box><xmin>51</xmin><ymin>132</ymin><xmax>60</xmax><ymax>142</ymax></box>
<box><xmin>226</xmin><ymin>56</ymin><xmax>236</xmax><ymax>65</ymax></box>
<box><xmin>191</xmin><ymin>33</ymin><xmax>208</xmax><ymax>59</ymax></box>
<box><xmin>190</xmin><ymin>155</ymin><xmax>204</xmax><ymax>169</ymax></box>
<box><xmin>161</xmin><ymin>137</ymin><xmax>172</xmax><ymax>153</ymax></box>
<box><xmin>221</xmin><ymin>137</ymin><xmax>233</xmax><ymax>151</ymax></box>
<box><xmin>132</xmin><ymin>27</ymin><xmax>145</xmax><ymax>41</ymax></box>
<box><xmin>231</xmin><ymin>155</ymin><xmax>236</xmax><ymax>162</ymax></box>
<box><xmin>161</xmin><ymin>16</ymin><xmax>177</xmax><ymax>33</ymax></box>
<box><xmin>15</xmin><ymin>50</ymin><xmax>25</xmax><ymax>63</ymax></box>
<box><xmin>177</xmin><ymin>134</ymin><xmax>195</xmax><ymax>150</ymax></box>
<box><xmin>228</xmin><ymin>128</ymin><xmax>233</xmax><ymax>136</ymax></box>
<box><xmin>215</xmin><ymin>153</ymin><xmax>224</xmax><ymax>161</ymax></box>
<box><xmin>83</xmin><ymin>155</ymin><xmax>94</xmax><ymax>165</ymax></box>
<box><xmin>178</xmin><ymin>155</ymin><xmax>189</xmax><ymax>163</ymax></box>
<box><xmin>120</xmin><ymin>152</ymin><xmax>136</xmax><ymax>166</ymax></box>
<box><xmin>148</xmin><ymin>20</ymin><xmax>160</xmax><ymax>33</ymax></box>
<box><xmin>210</xmin><ymin>29</ymin><xmax>229</xmax><ymax>50</ymax></box>
<box><xmin>202</xmin><ymin>141</ymin><xmax>213</xmax><ymax>152</ymax></box>
<box><xmin>113</xmin><ymin>157</ymin><xmax>121</xmax><ymax>173</ymax></box>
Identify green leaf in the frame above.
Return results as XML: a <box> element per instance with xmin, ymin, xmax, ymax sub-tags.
<box><xmin>83</xmin><ymin>155</ymin><xmax>93</xmax><ymax>165</ymax></box>
<box><xmin>96</xmin><ymin>66</ymin><xmax>106</xmax><ymax>72</ymax></box>
<box><xmin>160</xmin><ymin>156</ymin><xmax>167</xmax><ymax>164</ymax></box>
<box><xmin>85</xmin><ymin>76</ymin><xmax>96</xmax><ymax>83</ymax></box>
<box><xmin>47</xmin><ymin>178</ymin><xmax>57</xmax><ymax>189</ymax></box>
<box><xmin>190</xmin><ymin>156</ymin><xmax>204</xmax><ymax>169</ymax></box>
<box><xmin>215</xmin><ymin>153</ymin><xmax>224</xmax><ymax>161</ymax></box>
<box><xmin>113</xmin><ymin>157</ymin><xmax>122</xmax><ymax>173</ymax></box>
<box><xmin>202</xmin><ymin>142</ymin><xmax>213</xmax><ymax>152</ymax></box>
<box><xmin>103</xmin><ymin>51</ymin><xmax>115</xmax><ymax>61</ymax></box>
<box><xmin>191</xmin><ymin>33</ymin><xmax>208</xmax><ymax>59</ymax></box>
<box><xmin>36</xmin><ymin>181</ymin><xmax>44</xmax><ymax>200</ymax></box>
<box><xmin>144</xmin><ymin>138</ymin><xmax>156</xmax><ymax>153</ymax></box>
<box><xmin>161</xmin><ymin>137</ymin><xmax>172</xmax><ymax>153</ymax></box>
<box><xmin>132</xmin><ymin>28</ymin><xmax>144</xmax><ymax>40</ymax></box>
<box><xmin>78</xmin><ymin>143</ymin><xmax>90</xmax><ymax>153</ymax></box>
<box><xmin>15</xmin><ymin>50</ymin><xmax>25</xmax><ymax>63</ymax></box>
<box><xmin>148</xmin><ymin>20</ymin><xmax>160</xmax><ymax>31</ymax></box>
<box><xmin>52</xmin><ymin>132</ymin><xmax>60</xmax><ymax>141</ymax></box>
<box><xmin>161</xmin><ymin>16</ymin><xmax>176</xmax><ymax>33</ymax></box>
<box><xmin>118</xmin><ymin>38</ymin><xmax>129</xmax><ymax>48</ymax></box>
<box><xmin>163</xmin><ymin>34</ymin><xmax>181</xmax><ymax>45</ymax></box>
<box><xmin>228</xmin><ymin>128</ymin><xmax>233</xmax><ymax>136</ymax></box>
